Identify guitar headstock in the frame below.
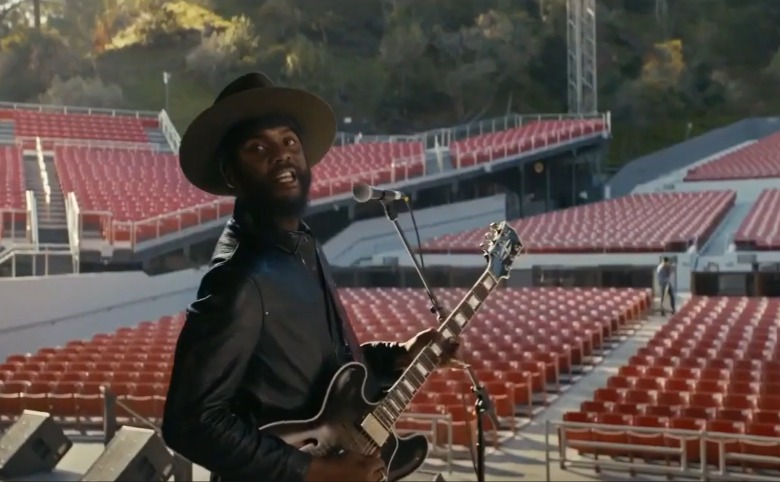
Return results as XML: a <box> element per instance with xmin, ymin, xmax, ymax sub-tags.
<box><xmin>480</xmin><ymin>221</ymin><xmax>523</xmax><ymax>280</ymax></box>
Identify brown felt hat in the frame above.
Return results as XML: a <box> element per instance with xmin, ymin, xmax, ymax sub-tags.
<box><xmin>179</xmin><ymin>72</ymin><xmax>337</xmax><ymax>195</ymax></box>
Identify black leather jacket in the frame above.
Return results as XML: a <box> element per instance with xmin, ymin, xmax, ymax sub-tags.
<box><xmin>162</xmin><ymin>204</ymin><xmax>406</xmax><ymax>481</ymax></box>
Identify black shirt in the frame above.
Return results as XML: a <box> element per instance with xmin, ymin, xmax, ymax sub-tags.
<box><xmin>161</xmin><ymin>209</ymin><xmax>405</xmax><ymax>481</ymax></box>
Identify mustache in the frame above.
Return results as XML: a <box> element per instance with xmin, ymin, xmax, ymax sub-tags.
<box><xmin>271</xmin><ymin>164</ymin><xmax>307</xmax><ymax>177</ymax></box>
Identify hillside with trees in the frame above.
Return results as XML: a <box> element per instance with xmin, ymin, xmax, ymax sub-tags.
<box><xmin>1</xmin><ymin>0</ymin><xmax>780</xmax><ymax>165</ymax></box>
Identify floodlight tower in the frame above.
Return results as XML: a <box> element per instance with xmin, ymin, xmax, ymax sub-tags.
<box><xmin>566</xmin><ymin>0</ymin><xmax>598</xmax><ymax>114</ymax></box>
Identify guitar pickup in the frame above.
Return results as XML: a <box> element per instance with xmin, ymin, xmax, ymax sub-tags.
<box><xmin>360</xmin><ymin>413</ymin><xmax>390</xmax><ymax>446</ymax></box>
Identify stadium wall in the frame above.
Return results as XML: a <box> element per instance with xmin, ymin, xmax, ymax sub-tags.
<box><xmin>607</xmin><ymin>117</ymin><xmax>780</xmax><ymax>197</ymax></box>
<box><xmin>0</xmin><ymin>270</ymin><xmax>203</xmax><ymax>360</ymax></box>
<box><xmin>324</xmin><ymin>194</ymin><xmax>506</xmax><ymax>266</ymax></box>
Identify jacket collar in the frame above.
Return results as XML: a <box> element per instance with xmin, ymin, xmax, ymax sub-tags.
<box><xmin>230</xmin><ymin>200</ymin><xmax>312</xmax><ymax>254</ymax></box>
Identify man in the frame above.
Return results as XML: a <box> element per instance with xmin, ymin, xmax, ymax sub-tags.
<box><xmin>656</xmin><ymin>256</ymin><xmax>676</xmax><ymax>315</ymax></box>
<box><xmin>162</xmin><ymin>73</ymin><xmax>458</xmax><ymax>482</ymax></box>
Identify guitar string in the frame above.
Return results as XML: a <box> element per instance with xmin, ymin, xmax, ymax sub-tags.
<box><xmin>359</xmin><ymin>230</ymin><xmax>517</xmax><ymax>476</ymax></box>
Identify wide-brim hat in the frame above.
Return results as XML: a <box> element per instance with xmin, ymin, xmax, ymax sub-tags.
<box><xmin>179</xmin><ymin>72</ymin><xmax>337</xmax><ymax>196</ymax></box>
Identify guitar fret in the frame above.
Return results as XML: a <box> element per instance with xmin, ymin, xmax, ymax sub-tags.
<box><xmin>430</xmin><ymin>343</ymin><xmax>442</xmax><ymax>356</ymax></box>
<box><xmin>366</xmin><ymin>223</ymin><xmax>521</xmax><ymax>430</ymax></box>
<box><xmin>374</xmin><ymin>271</ymin><xmax>502</xmax><ymax>427</ymax></box>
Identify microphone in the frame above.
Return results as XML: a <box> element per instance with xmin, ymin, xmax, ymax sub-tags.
<box><xmin>352</xmin><ymin>183</ymin><xmax>408</xmax><ymax>203</ymax></box>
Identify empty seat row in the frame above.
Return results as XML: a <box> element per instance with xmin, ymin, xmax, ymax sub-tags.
<box><xmin>0</xmin><ymin>287</ymin><xmax>649</xmax><ymax>439</ymax></box>
<box><xmin>733</xmin><ymin>188</ymin><xmax>780</xmax><ymax>250</ymax></box>
<box><xmin>450</xmin><ymin>119</ymin><xmax>605</xmax><ymax>167</ymax></box>
<box><xmin>561</xmin><ymin>296</ymin><xmax>780</xmax><ymax>471</ymax></box>
<box><xmin>420</xmin><ymin>191</ymin><xmax>735</xmax><ymax>254</ymax></box>
<box><xmin>685</xmin><ymin>131</ymin><xmax>780</xmax><ymax>181</ymax></box>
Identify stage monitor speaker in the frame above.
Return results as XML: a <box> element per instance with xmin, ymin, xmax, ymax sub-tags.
<box><xmin>81</xmin><ymin>426</ymin><xmax>173</xmax><ymax>482</ymax></box>
<box><xmin>0</xmin><ymin>410</ymin><xmax>73</xmax><ymax>478</ymax></box>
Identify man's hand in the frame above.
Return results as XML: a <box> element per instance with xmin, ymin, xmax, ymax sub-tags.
<box><xmin>397</xmin><ymin>328</ymin><xmax>461</xmax><ymax>370</ymax></box>
<box><xmin>305</xmin><ymin>451</ymin><xmax>386</xmax><ymax>481</ymax></box>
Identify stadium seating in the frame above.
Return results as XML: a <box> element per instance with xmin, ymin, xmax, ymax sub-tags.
<box><xmin>450</xmin><ymin>119</ymin><xmax>606</xmax><ymax>168</ymax></box>
<box><xmin>0</xmin><ymin>109</ymin><xmax>156</xmax><ymax>143</ymax></box>
<box><xmin>55</xmin><ymin>141</ymin><xmax>425</xmax><ymax>243</ymax></box>
<box><xmin>0</xmin><ymin>144</ymin><xmax>26</xmax><ymax>237</ymax></box>
<box><xmin>0</xmin><ymin>287</ymin><xmax>649</xmax><ymax>445</ymax></box>
<box><xmin>53</xmin><ymin>146</ymin><xmax>229</xmax><ymax>242</ymax></box>
<box><xmin>733</xmin><ymin>189</ymin><xmax>780</xmax><ymax>250</ymax></box>
<box><xmin>421</xmin><ymin>191</ymin><xmax>736</xmax><ymax>254</ymax></box>
<box><xmin>562</xmin><ymin>296</ymin><xmax>780</xmax><ymax>469</ymax></box>
<box><xmin>308</xmin><ymin>141</ymin><xmax>426</xmax><ymax>199</ymax></box>
<box><xmin>3</xmin><ymin>106</ymin><xmax>610</xmax><ymax>245</ymax></box>
<box><xmin>0</xmin><ymin>144</ymin><xmax>24</xmax><ymax>210</ymax></box>
<box><xmin>684</xmin><ymin>132</ymin><xmax>780</xmax><ymax>182</ymax></box>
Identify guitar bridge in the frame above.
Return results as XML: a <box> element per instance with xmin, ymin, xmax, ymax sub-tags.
<box><xmin>360</xmin><ymin>413</ymin><xmax>390</xmax><ymax>446</ymax></box>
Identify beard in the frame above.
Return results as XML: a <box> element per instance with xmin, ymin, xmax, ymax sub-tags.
<box><xmin>239</xmin><ymin>165</ymin><xmax>312</xmax><ymax>223</ymax></box>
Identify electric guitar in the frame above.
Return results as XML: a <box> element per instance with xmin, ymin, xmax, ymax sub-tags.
<box><xmin>258</xmin><ymin>222</ymin><xmax>523</xmax><ymax>481</ymax></box>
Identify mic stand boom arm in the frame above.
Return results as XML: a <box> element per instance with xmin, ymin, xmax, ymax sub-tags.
<box><xmin>380</xmin><ymin>198</ymin><xmax>447</xmax><ymax>321</ymax></box>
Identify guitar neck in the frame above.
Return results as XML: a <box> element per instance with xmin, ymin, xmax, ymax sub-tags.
<box><xmin>371</xmin><ymin>268</ymin><xmax>500</xmax><ymax>427</ymax></box>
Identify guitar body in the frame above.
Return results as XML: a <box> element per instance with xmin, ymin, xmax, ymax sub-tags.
<box><xmin>259</xmin><ymin>222</ymin><xmax>523</xmax><ymax>481</ymax></box>
<box><xmin>258</xmin><ymin>362</ymin><xmax>429</xmax><ymax>482</ymax></box>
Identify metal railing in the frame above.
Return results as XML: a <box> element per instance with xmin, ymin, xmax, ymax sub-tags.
<box><xmin>0</xmin><ymin>100</ymin><xmax>158</xmax><ymax>118</ymax></box>
<box><xmin>450</xmin><ymin>120</ymin><xmax>608</xmax><ymax>170</ymax></box>
<box><xmin>88</xmin><ymin>121</ymin><xmax>606</xmax><ymax>249</ymax></box>
<box><xmin>71</xmin><ymin>153</ymin><xmax>427</xmax><ymax>248</ymax></box>
<box><xmin>158</xmin><ymin>109</ymin><xmax>180</xmax><ymax>152</ymax></box>
<box><xmin>337</xmin><ymin>111</ymin><xmax>610</xmax><ymax>149</ymax></box>
<box><xmin>547</xmin><ymin>419</ymin><xmax>780</xmax><ymax>481</ymax></box>
<box><xmin>0</xmin><ymin>243</ymin><xmax>76</xmax><ymax>277</ymax></box>
<box><xmin>39</xmin><ymin>112</ymin><xmax>611</xmax><ymax>250</ymax></box>
<box><xmin>41</xmin><ymin>138</ymin><xmax>170</xmax><ymax>151</ymax></box>
<box><xmin>64</xmin><ymin>192</ymin><xmax>81</xmax><ymax>274</ymax></box>
<box><xmin>24</xmin><ymin>190</ymin><xmax>38</xmax><ymax>247</ymax></box>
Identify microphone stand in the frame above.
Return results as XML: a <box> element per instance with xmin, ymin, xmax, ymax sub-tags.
<box><xmin>459</xmin><ymin>363</ymin><xmax>500</xmax><ymax>482</ymax></box>
<box><xmin>380</xmin><ymin>198</ymin><xmax>447</xmax><ymax>322</ymax></box>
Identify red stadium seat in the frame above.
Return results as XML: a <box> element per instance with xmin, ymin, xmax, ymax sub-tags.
<box><xmin>449</xmin><ymin>119</ymin><xmax>606</xmax><ymax>168</ymax></box>
<box><xmin>420</xmin><ymin>191</ymin><xmax>736</xmax><ymax>254</ymax></box>
<box><xmin>685</xmin><ymin>132</ymin><xmax>780</xmax><ymax>182</ymax></box>
<box><xmin>733</xmin><ymin>189</ymin><xmax>780</xmax><ymax>250</ymax></box>
<box><xmin>561</xmin><ymin>296</ymin><xmax>780</xmax><ymax>473</ymax></box>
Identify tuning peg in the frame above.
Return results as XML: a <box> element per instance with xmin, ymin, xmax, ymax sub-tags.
<box><xmin>479</xmin><ymin>242</ymin><xmax>486</xmax><ymax>250</ymax></box>
<box><xmin>483</xmin><ymin>232</ymin><xmax>493</xmax><ymax>240</ymax></box>
<box><xmin>489</xmin><ymin>222</ymin><xmax>499</xmax><ymax>231</ymax></box>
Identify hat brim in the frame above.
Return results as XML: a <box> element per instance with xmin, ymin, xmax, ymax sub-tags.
<box><xmin>179</xmin><ymin>86</ymin><xmax>337</xmax><ymax>196</ymax></box>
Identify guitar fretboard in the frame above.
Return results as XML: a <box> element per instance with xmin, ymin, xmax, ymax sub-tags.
<box><xmin>370</xmin><ymin>269</ymin><xmax>499</xmax><ymax>428</ymax></box>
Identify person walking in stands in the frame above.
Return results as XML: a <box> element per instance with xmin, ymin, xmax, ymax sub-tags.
<box><xmin>161</xmin><ymin>72</ymin><xmax>458</xmax><ymax>482</ymax></box>
<box><xmin>656</xmin><ymin>256</ymin><xmax>676</xmax><ymax>315</ymax></box>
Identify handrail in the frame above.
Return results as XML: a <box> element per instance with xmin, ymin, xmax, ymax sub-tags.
<box><xmin>35</xmin><ymin>137</ymin><xmax>51</xmax><ymax>205</ymax></box>
<box><xmin>0</xmin><ymin>100</ymin><xmax>158</xmax><ymax>117</ymax></box>
<box><xmin>64</xmin><ymin>192</ymin><xmax>81</xmax><ymax>272</ymax></box>
<box><xmin>78</xmin><ymin>120</ymin><xmax>606</xmax><ymax>248</ymax></box>
<box><xmin>60</xmin><ymin>115</ymin><xmax>608</xmax><ymax>247</ymax></box>
<box><xmin>43</xmin><ymin>138</ymin><xmax>169</xmax><ymax>151</ymax></box>
<box><xmin>24</xmin><ymin>191</ymin><xmax>38</xmax><ymax>247</ymax></box>
<box><xmin>547</xmin><ymin>419</ymin><xmax>780</xmax><ymax>481</ymax></box>
<box><xmin>450</xmin><ymin>119</ymin><xmax>607</xmax><ymax>169</ymax></box>
<box><xmin>100</xmin><ymin>152</ymin><xmax>427</xmax><ymax>247</ymax></box>
<box><xmin>336</xmin><ymin>111</ymin><xmax>608</xmax><ymax>148</ymax></box>
<box><xmin>158</xmin><ymin>109</ymin><xmax>180</xmax><ymax>152</ymax></box>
